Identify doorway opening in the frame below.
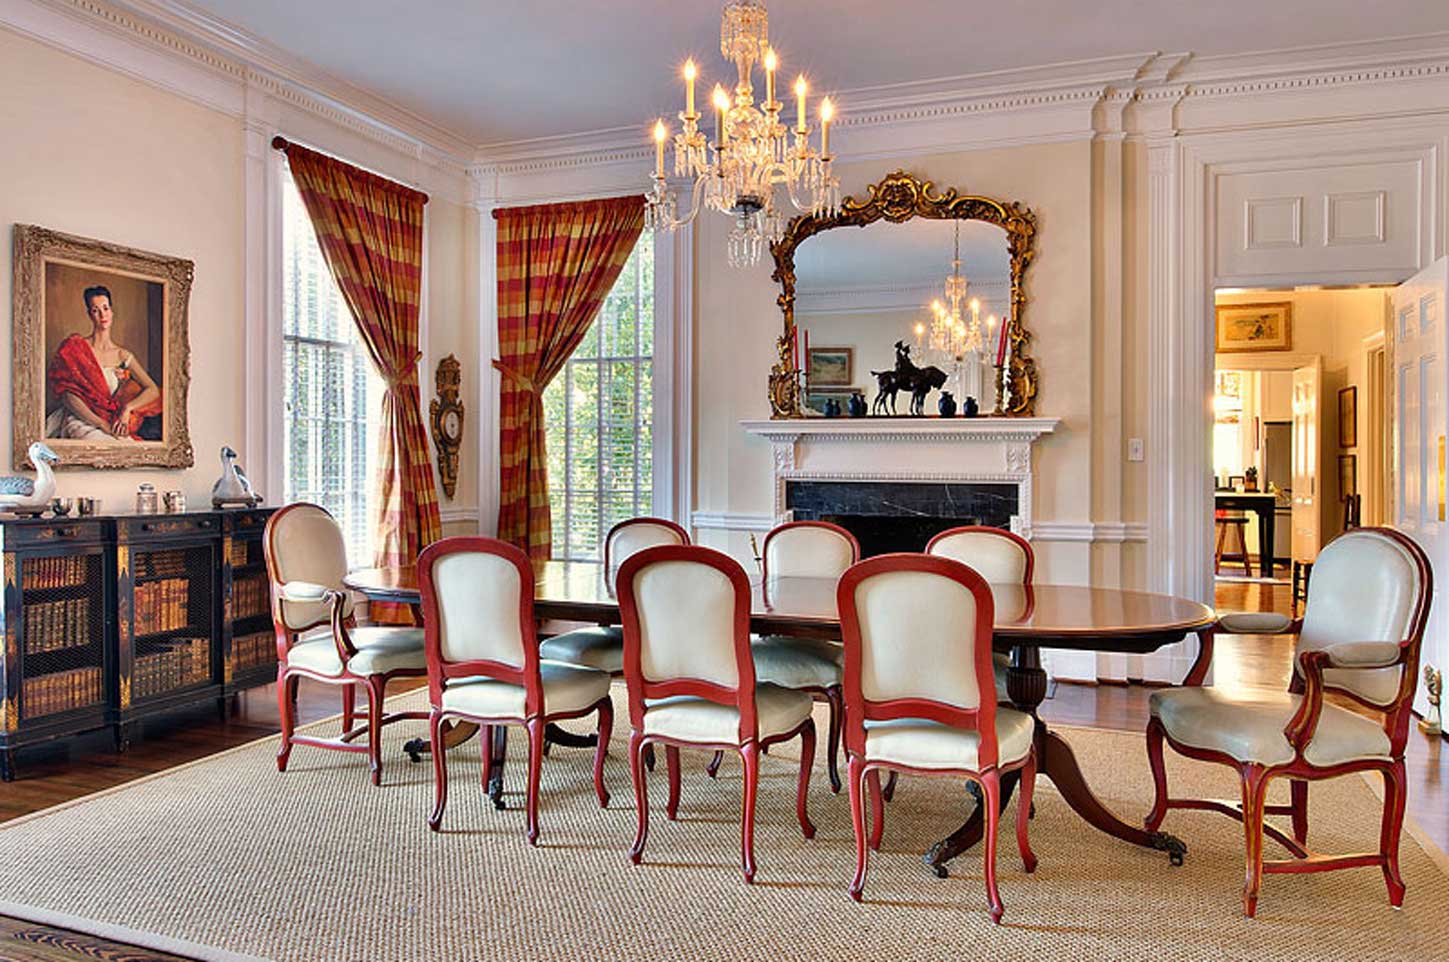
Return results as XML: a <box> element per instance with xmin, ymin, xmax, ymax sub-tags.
<box><xmin>1211</xmin><ymin>287</ymin><xmax>1391</xmax><ymax>617</ymax></box>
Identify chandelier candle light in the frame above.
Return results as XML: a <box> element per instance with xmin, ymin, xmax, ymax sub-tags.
<box><xmin>645</xmin><ymin>0</ymin><xmax>841</xmax><ymax>268</ymax></box>
<box><xmin>914</xmin><ymin>220</ymin><xmax>996</xmax><ymax>404</ymax></box>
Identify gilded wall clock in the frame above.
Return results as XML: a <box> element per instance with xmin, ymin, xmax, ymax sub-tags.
<box><xmin>429</xmin><ymin>354</ymin><xmax>463</xmax><ymax>499</ymax></box>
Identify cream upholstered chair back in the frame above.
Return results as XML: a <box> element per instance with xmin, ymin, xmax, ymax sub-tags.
<box><xmin>606</xmin><ymin>518</ymin><xmax>689</xmax><ymax>577</ymax></box>
<box><xmin>1298</xmin><ymin>528</ymin><xmax>1428</xmax><ymax>707</ymax></box>
<box><xmin>926</xmin><ymin>526</ymin><xmax>1033</xmax><ymax>584</ymax></box>
<box><xmin>843</xmin><ymin>556</ymin><xmax>996</xmax><ymax>711</ymax></box>
<box><xmin>264</xmin><ymin>502</ymin><xmax>350</xmax><ymax>631</ymax></box>
<box><xmin>617</xmin><ymin>545</ymin><xmax>750</xmax><ymax>692</ymax></box>
<box><xmin>762</xmin><ymin>521</ymin><xmax>859</xmax><ymax>580</ymax></box>
<box><xmin>427</xmin><ymin>546</ymin><xmax>531</xmax><ymax>668</ymax></box>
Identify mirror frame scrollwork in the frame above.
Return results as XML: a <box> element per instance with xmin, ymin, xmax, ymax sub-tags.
<box><xmin>767</xmin><ymin>169</ymin><xmax>1038</xmax><ymax>417</ymax></box>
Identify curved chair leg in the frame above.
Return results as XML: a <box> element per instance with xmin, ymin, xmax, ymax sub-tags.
<box><xmin>847</xmin><ymin>756</ymin><xmax>869</xmax><ymax>901</ymax></box>
<box><xmin>366</xmin><ymin>676</ymin><xmax>386</xmax><ymax>786</ymax></box>
<box><xmin>796</xmin><ymin>720</ymin><xmax>817</xmax><ymax>839</ymax></box>
<box><xmin>1240</xmin><ymin>764</ymin><xmax>1270</xmax><ymax>918</ymax></box>
<box><xmin>275</xmin><ymin>670</ymin><xmax>298</xmax><ymax>772</ymax></box>
<box><xmin>867</xmin><ymin>770</ymin><xmax>885</xmax><ymax>851</ymax></box>
<box><xmin>628</xmin><ymin>731</ymin><xmax>650</xmax><ymax>865</ymax></box>
<box><xmin>1289</xmin><ymin>779</ymin><xmax>1309</xmax><ymax>846</ymax></box>
<box><xmin>824</xmin><ymin>685</ymin><xmax>843</xmax><ymax>794</ymax></box>
<box><xmin>981</xmin><ymin>770</ymin><xmax>1004</xmax><ymax>925</ymax></box>
<box><xmin>1017</xmin><ymin>753</ymin><xmax>1038</xmax><ymax>873</ymax></box>
<box><xmin>341</xmin><ymin>684</ymin><xmax>356</xmax><ymax>735</ymax></box>
<box><xmin>593</xmin><ymin>699</ymin><xmax>612</xmax><ymax>809</ymax></box>
<box><xmin>881</xmin><ymin>770</ymin><xmax>898</xmax><ymax>802</ymax></box>
<box><xmin>665</xmin><ymin>746</ymin><xmax>682</xmax><ymax>821</ymax></box>
<box><xmin>706</xmin><ymin>750</ymin><xmax>724</xmax><ymax>778</ymax></box>
<box><xmin>1381</xmin><ymin>759</ymin><xmax>1408</xmax><ymax>907</ymax></box>
<box><xmin>479</xmin><ymin>724</ymin><xmax>495</xmax><ymax>789</ymax></box>
<box><xmin>1144</xmin><ymin>717</ymin><xmax>1170</xmax><ymax>831</ymax></box>
<box><xmin>427</xmin><ymin>710</ymin><xmax>448</xmax><ymax>832</ymax></box>
<box><xmin>524</xmin><ymin>716</ymin><xmax>545</xmax><ymax>846</ymax></box>
<box><xmin>741</xmin><ymin>742</ymin><xmax>760</xmax><ymax>883</ymax></box>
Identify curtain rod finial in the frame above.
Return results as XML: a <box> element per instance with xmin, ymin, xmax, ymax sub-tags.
<box><xmin>271</xmin><ymin>136</ymin><xmax>288</xmax><ymax>151</ymax></box>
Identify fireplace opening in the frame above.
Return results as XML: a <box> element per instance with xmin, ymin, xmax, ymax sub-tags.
<box><xmin>820</xmin><ymin>514</ymin><xmax>980</xmax><ymax>557</ymax></box>
<box><xmin>786</xmin><ymin>480</ymin><xmax>1019</xmax><ymax>558</ymax></box>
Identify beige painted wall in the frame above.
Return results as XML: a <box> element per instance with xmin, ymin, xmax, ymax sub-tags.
<box><xmin>1</xmin><ymin>28</ymin><xmax>475</xmax><ymax>530</ymax></box>
<box><xmin>693</xmin><ymin>141</ymin><xmax>1102</xmax><ymax>584</ymax></box>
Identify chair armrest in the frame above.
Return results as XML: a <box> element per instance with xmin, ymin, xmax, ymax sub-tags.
<box><xmin>1320</xmin><ymin>641</ymin><xmax>1404</xmax><ymax>669</ymax></box>
<box><xmin>1217</xmin><ymin>611</ymin><xmax>1296</xmax><ymax>635</ymax></box>
<box><xmin>1283</xmin><ymin>650</ymin><xmax>1330</xmax><ymax>752</ymax></box>
<box><xmin>279</xmin><ymin>580</ymin><xmax>333</xmax><ymax>603</ymax></box>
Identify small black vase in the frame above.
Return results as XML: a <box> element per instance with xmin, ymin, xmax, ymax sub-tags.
<box><xmin>937</xmin><ymin>391</ymin><xmax>957</xmax><ymax>417</ymax></box>
<box><xmin>962</xmin><ymin>395</ymin><xmax>980</xmax><ymax>418</ymax></box>
<box><xmin>847</xmin><ymin>391</ymin><xmax>867</xmax><ymax>417</ymax></box>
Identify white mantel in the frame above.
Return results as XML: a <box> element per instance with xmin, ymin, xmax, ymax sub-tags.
<box><xmin>740</xmin><ymin>417</ymin><xmax>1061</xmax><ymax>537</ymax></box>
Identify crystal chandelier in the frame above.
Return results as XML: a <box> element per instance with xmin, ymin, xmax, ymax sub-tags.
<box><xmin>645</xmin><ymin>0</ymin><xmax>841</xmax><ymax>268</ymax></box>
<box><xmin>917</xmin><ymin>220</ymin><xmax>994</xmax><ymax>359</ymax></box>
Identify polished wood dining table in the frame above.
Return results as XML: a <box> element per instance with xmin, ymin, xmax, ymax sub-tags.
<box><xmin>345</xmin><ymin>560</ymin><xmax>1216</xmax><ymax>875</ymax></box>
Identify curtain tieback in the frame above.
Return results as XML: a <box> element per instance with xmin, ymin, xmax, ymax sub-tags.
<box><xmin>493</xmin><ymin>359</ymin><xmax>543</xmax><ymax>395</ymax></box>
<box><xmin>380</xmin><ymin>353</ymin><xmax>423</xmax><ymax>388</ymax></box>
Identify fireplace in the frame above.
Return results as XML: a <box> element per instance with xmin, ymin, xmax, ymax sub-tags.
<box><xmin>786</xmin><ymin>480</ymin><xmax>1018</xmax><ymax>556</ymax></box>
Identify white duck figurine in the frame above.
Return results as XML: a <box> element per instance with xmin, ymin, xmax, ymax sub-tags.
<box><xmin>0</xmin><ymin>442</ymin><xmax>60</xmax><ymax>514</ymax></box>
<box><xmin>211</xmin><ymin>445</ymin><xmax>261</xmax><ymax>507</ymax></box>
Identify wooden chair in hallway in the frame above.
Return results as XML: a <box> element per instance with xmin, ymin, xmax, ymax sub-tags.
<box><xmin>263</xmin><ymin>502</ymin><xmax>428</xmax><ymax>786</ymax></box>
<box><xmin>1214</xmin><ymin>509</ymin><xmax>1251</xmax><ymax>575</ymax></box>
<box><xmin>1145</xmin><ymin>527</ymin><xmax>1432</xmax><ymax>917</ymax></box>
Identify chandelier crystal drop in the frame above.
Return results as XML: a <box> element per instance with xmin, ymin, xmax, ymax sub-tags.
<box><xmin>645</xmin><ymin>0</ymin><xmax>841</xmax><ymax>268</ymax></box>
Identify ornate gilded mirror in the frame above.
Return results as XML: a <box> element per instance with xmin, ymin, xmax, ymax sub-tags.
<box><xmin>768</xmin><ymin>170</ymin><xmax>1038</xmax><ymax>417</ymax></box>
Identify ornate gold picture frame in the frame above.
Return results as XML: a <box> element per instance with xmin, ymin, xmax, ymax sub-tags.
<box><xmin>12</xmin><ymin>225</ymin><xmax>194</xmax><ymax>469</ymax></box>
<box><xmin>768</xmin><ymin>170</ymin><xmax>1039</xmax><ymax>417</ymax></box>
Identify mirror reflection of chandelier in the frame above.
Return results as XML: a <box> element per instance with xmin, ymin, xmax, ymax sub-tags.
<box><xmin>644</xmin><ymin>1</ymin><xmax>841</xmax><ymax>268</ymax></box>
<box><xmin>921</xmin><ymin>219</ymin><xmax>994</xmax><ymax>358</ymax></box>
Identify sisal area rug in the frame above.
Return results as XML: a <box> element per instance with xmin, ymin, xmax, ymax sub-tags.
<box><xmin>0</xmin><ymin>686</ymin><xmax>1444</xmax><ymax>962</ymax></box>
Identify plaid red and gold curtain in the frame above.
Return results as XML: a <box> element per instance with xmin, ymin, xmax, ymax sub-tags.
<box><xmin>280</xmin><ymin>140</ymin><xmax>440</xmax><ymax>619</ymax></box>
<box><xmin>494</xmin><ymin>196</ymin><xmax>645</xmax><ymax>560</ymax></box>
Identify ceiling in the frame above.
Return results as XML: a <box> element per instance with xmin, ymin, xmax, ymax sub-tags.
<box><xmin>174</xmin><ymin>0</ymin><xmax>1449</xmax><ymax>145</ymax></box>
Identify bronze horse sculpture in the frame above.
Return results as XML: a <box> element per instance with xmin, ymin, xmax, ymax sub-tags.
<box><xmin>872</xmin><ymin>341</ymin><xmax>946</xmax><ymax>416</ymax></box>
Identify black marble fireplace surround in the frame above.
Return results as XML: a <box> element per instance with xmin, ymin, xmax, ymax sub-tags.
<box><xmin>785</xmin><ymin>481</ymin><xmax>1018</xmax><ymax>558</ymax></box>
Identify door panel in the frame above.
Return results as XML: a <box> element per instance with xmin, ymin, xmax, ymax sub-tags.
<box><xmin>1291</xmin><ymin>361</ymin><xmax>1321</xmax><ymax>564</ymax></box>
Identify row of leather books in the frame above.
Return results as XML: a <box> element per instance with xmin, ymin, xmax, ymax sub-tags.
<box><xmin>22</xmin><ymin>665</ymin><xmax>102</xmax><ymax>719</ymax></box>
<box><xmin>232</xmin><ymin>572</ymin><xmax>270</xmax><ymax>621</ymax></box>
<box><xmin>232</xmin><ymin>630</ymin><xmax>276</xmax><ymax>670</ymax></box>
<box><xmin>228</xmin><ymin>539</ymin><xmax>258</xmax><ymax>568</ymax></box>
<box><xmin>134</xmin><ymin>578</ymin><xmax>191</xmax><ymax>635</ymax></box>
<box><xmin>135</xmin><ymin>549</ymin><xmax>187</xmax><ymax>580</ymax></box>
<box><xmin>133</xmin><ymin>637</ymin><xmax>210</xmax><ymax>698</ymax></box>
<box><xmin>25</xmin><ymin>555</ymin><xmax>90</xmax><ymax>590</ymax></box>
<box><xmin>23</xmin><ymin>598</ymin><xmax>93</xmax><ymax>654</ymax></box>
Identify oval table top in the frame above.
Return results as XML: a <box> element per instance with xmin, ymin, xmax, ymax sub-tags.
<box><xmin>345</xmin><ymin>560</ymin><xmax>1215</xmax><ymax>653</ymax></box>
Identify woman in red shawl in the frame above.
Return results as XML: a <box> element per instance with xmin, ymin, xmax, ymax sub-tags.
<box><xmin>45</xmin><ymin>285</ymin><xmax>162</xmax><ymax>441</ymax></box>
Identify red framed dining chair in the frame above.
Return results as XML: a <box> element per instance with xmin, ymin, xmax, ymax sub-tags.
<box><xmin>733</xmin><ymin>520</ymin><xmax>859</xmax><ymax>793</ymax></box>
<box><xmin>617</xmin><ymin>544</ymin><xmax>817</xmax><ymax>883</ymax></box>
<box><xmin>417</xmin><ymin>537</ymin><xmax>613</xmax><ymax>844</ymax></box>
<box><xmin>264</xmin><ymin>502</ymin><xmax>427</xmax><ymax>786</ymax></box>
<box><xmin>927</xmin><ymin>525</ymin><xmax>1033</xmax><ymax>705</ymax></box>
<box><xmin>538</xmin><ymin>517</ymin><xmax>690</xmax><ymax>674</ymax></box>
<box><xmin>837</xmin><ymin>553</ymin><xmax>1038</xmax><ymax>923</ymax></box>
<box><xmin>1145</xmin><ymin>527</ymin><xmax>1432</xmax><ymax>917</ymax></box>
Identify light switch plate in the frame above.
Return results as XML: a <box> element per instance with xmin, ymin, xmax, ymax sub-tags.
<box><xmin>1127</xmin><ymin>438</ymin><xmax>1145</xmax><ymax>462</ymax></box>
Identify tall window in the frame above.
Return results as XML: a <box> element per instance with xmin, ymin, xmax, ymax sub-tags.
<box><xmin>543</xmin><ymin>240</ymin><xmax>655</xmax><ymax>562</ymax></box>
<box><xmin>280</xmin><ymin>164</ymin><xmax>382</xmax><ymax>564</ymax></box>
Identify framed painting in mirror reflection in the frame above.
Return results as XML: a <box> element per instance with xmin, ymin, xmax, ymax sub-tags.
<box><xmin>805</xmin><ymin>386</ymin><xmax>855</xmax><ymax>415</ymax></box>
<box><xmin>806</xmin><ymin>346</ymin><xmax>853</xmax><ymax>386</ymax></box>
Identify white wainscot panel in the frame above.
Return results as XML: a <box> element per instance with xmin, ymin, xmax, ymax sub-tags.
<box><xmin>1215</xmin><ymin>159</ymin><xmax>1423</xmax><ymax>283</ymax></box>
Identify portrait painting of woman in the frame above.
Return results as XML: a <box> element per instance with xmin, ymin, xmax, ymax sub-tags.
<box><xmin>12</xmin><ymin>225</ymin><xmax>193</xmax><ymax>469</ymax></box>
<box><xmin>45</xmin><ymin>284</ymin><xmax>164</xmax><ymax>442</ymax></box>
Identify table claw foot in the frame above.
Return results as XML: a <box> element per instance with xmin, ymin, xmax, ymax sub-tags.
<box><xmin>923</xmin><ymin>845</ymin><xmax>951</xmax><ymax>878</ymax></box>
<box><xmin>1147</xmin><ymin>831</ymin><xmax>1187</xmax><ymax>866</ymax></box>
<box><xmin>488</xmin><ymin>774</ymin><xmax>507</xmax><ymax>811</ymax></box>
<box><xmin>403</xmin><ymin>737</ymin><xmax>426</xmax><ymax>763</ymax></box>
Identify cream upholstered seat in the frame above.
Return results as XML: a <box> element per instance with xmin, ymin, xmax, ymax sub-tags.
<box><xmin>264</xmin><ymin>503</ymin><xmax>427</xmax><ymax>787</ymax></box>
<box><xmin>1146</xmin><ymin>527</ymin><xmax>1432</xmax><ymax>918</ymax></box>
<box><xmin>837</xmin><ymin>554</ymin><xmax>1037</xmax><ymax>923</ymax></box>
<box><xmin>926</xmin><ymin>526</ymin><xmax>1035</xmax><ymax>704</ymax></box>
<box><xmin>745</xmin><ymin>521</ymin><xmax>858</xmax><ymax>793</ymax></box>
<box><xmin>418</xmin><ymin>537</ymin><xmax>613</xmax><ymax>844</ymax></box>
<box><xmin>538</xmin><ymin>518</ymin><xmax>689</xmax><ymax>673</ymax></box>
<box><xmin>618</xmin><ymin>544</ymin><xmax>817</xmax><ymax>883</ymax></box>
